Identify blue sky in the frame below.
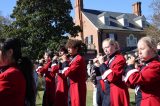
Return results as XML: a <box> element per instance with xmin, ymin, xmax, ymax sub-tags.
<box><xmin>0</xmin><ymin>0</ymin><xmax>153</xmax><ymax>21</ymax></box>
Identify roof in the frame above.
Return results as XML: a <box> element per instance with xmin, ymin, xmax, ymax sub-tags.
<box><xmin>82</xmin><ymin>9</ymin><xmax>149</xmax><ymax>31</ymax></box>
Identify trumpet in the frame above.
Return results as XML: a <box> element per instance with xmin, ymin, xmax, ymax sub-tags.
<box><xmin>53</xmin><ymin>53</ymin><xmax>70</xmax><ymax>62</ymax></box>
<box><xmin>93</xmin><ymin>54</ymin><xmax>108</xmax><ymax>63</ymax></box>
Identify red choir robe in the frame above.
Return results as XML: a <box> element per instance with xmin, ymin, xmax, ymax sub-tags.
<box><xmin>37</xmin><ymin>61</ymin><xmax>55</xmax><ymax>106</ymax></box>
<box><xmin>60</xmin><ymin>54</ymin><xmax>87</xmax><ymax>106</ymax></box>
<box><xmin>51</xmin><ymin>61</ymin><xmax>69</xmax><ymax>106</ymax></box>
<box><xmin>101</xmin><ymin>52</ymin><xmax>130</xmax><ymax>106</ymax></box>
<box><xmin>0</xmin><ymin>66</ymin><xmax>26</xmax><ymax>106</ymax></box>
<box><xmin>125</xmin><ymin>58</ymin><xmax>160</xmax><ymax>106</ymax></box>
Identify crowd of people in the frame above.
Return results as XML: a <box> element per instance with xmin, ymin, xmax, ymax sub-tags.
<box><xmin>88</xmin><ymin>37</ymin><xmax>160</xmax><ymax>106</ymax></box>
<box><xmin>0</xmin><ymin>36</ymin><xmax>160</xmax><ymax>106</ymax></box>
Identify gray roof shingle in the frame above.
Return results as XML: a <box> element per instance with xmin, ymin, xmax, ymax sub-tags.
<box><xmin>82</xmin><ymin>9</ymin><xmax>149</xmax><ymax>31</ymax></box>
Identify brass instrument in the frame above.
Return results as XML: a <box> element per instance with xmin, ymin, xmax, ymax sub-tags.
<box><xmin>54</xmin><ymin>53</ymin><xmax>70</xmax><ymax>62</ymax></box>
<box><xmin>93</xmin><ymin>54</ymin><xmax>108</xmax><ymax>63</ymax></box>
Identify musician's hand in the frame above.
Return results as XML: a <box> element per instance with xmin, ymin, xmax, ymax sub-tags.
<box><xmin>93</xmin><ymin>58</ymin><xmax>98</xmax><ymax>63</ymax></box>
<box><xmin>52</xmin><ymin>55</ymin><xmax>58</xmax><ymax>61</ymax></box>
<box><xmin>127</xmin><ymin>55</ymin><xmax>136</xmax><ymax>65</ymax></box>
<box><xmin>39</xmin><ymin>58</ymin><xmax>45</xmax><ymax>65</ymax></box>
<box><xmin>61</xmin><ymin>54</ymin><xmax>67</xmax><ymax>62</ymax></box>
<box><xmin>97</xmin><ymin>56</ymin><xmax>104</xmax><ymax>64</ymax></box>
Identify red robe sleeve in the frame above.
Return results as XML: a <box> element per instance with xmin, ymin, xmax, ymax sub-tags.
<box><xmin>51</xmin><ymin>64</ymin><xmax>59</xmax><ymax>75</ymax></box>
<box><xmin>102</xmin><ymin>55</ymin><xmax>126</xmax><ymax>83</ymax></box>
<box><xmin>126</xmin><ymin>62</ymin><xmax>160</xmax><ymax>86</ymax></box>
<box><xmin>36</xmin><ymin>61</ymin><xmax>53</xmax><ymax>77</ymax></box>
<box><xmin>63</xmin><ymin>56</ymin><xmax>81</xmax><ymax>77</ymax></box>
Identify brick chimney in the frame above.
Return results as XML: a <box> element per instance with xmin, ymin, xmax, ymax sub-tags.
<box><xmin>132</xmin><ymin>2</ymin><xmax>142</xmax><ymax>16</ymax></box>
<box><xmin>75</xmin><ymin>0</ymin><xmax>84</xmax><ymax>41</ymax></box>
<box><xmin>75</xmin><ymin>0</ymin><xmax>83</xmax><ymax>25</ymax></box>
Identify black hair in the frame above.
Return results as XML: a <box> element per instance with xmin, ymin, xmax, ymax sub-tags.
<box><xmin>0</xmin><ymin>38</ymin><xmax>22</xmax><ymax>61</ymax></box>
<box><xmin>59</xmin><ymin>46</ymin><xmax>68</xmax><ymax>54</ymax></box>
<box><xmin>66</xmin><ymin>39</ymin><xmax>86</xmax><ymax>55</ymax></box>
<box><xmin>0</xmin><ymin>38</ymin><xmax>35</xmax><ymax>106</ymax></box>
<box><xmin>66</xmin><ymin>39</ymin><xmax>82</xmax><ymax>50</ymax></box>
<box><xmin>45</xmin><ymin>49</ymin><xmax>54</xmax><ymax>58</ymax></box>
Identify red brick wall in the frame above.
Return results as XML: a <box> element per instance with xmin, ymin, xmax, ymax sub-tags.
<box><xmin>74</xmin><ymin>12</ymin><xmax>146</xmax><ymax>54</ymax></box>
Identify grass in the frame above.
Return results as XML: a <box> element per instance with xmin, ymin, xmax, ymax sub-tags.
<box><xmin>36</xmin><ymin>91</ymin><xmax>43</xmax><ymax>106</ymax></box>
<box><xmin>129</xmin><ymin>89</ymin><xmax>136</xmax><ymax>106</ymax></box>
<box><xmin>36</xmin><ymin>82</ymin><xmax>136</xmax><ymax>106</ymax></box>
<box><xmin>86</xmin><ymin>90</ymin><xmax>93</xmax><ymax>106</ymax></box>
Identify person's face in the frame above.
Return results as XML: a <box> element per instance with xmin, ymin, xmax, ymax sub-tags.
<box><xmin>102</xmin><ymin>41</ymin><xmax>116</xmax><ymax>55</ymax></box>
<box><xmin>0</xmin><ymin>51</ymin><xmax>5</xmax><ymax>66</ymax></box>
<box><xmin>68</xmin><ymin>47</ymin><xmax>77</xmax><ymax>56</ymax></box>
<box><xmin>0</xmin><ymin>50</ymin><xmax>12</xmax><ymax>67</ymax></box>
<box><xmin>157</xmin><ymin>45</ymin><xmax>160</xmax><ymax>49</ymax></box>
<box><xmin>44</xmin><ymin>53</ymin><xmax>49</xmax><ymax>62</ymax></box>
<box><xmin>138</xmin><ymin>41</ymin><xmax>155</xmax><ymax>62</ymax></box>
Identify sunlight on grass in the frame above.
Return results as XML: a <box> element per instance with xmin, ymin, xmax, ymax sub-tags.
<box><xmin>129</xmin><ymin>89</ymin><xmax>136</xmax><ymax>106</ymax></box>
<box><xmin>36</xmin><ymin>91</ymin><xmax>43</xmax><ymax>106</ymax></box>
<box><xmin>87</xmin><ymin>90</ymin><xmax>93</xmax><ymax>106</ymax></box>
<box><xmin>36</xmin><ymin>84</ymin><xmax>135</xmax><ymax>106</ymax></box>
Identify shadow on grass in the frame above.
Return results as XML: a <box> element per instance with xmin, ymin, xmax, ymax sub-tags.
<box><xmin>130</xmin><ymin>102</ymin><xmax>136</xmax><ymax>106</ymax></box>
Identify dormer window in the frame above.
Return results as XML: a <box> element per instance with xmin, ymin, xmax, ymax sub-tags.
<box><xmin>142</xmin><ymin>20</ymin><xmax>146</xmax><ymax>27</ymax></box>
<box><xmin>134</xmin><ymin>15</ymin><xmax>146</xmax><ymax>28</ymax></box>
<box><xmin>116</xmin><ymin>14</ymin><xmax>129</xmax><ymax>27</ymax></box>
<box><xmin>124</xmin><ymin>19</ymin><xmax>129</xmax><ymax>27</ymax></box>
<box><xmin>105</xmin><ymin>17</ymin><xmax>110</xmax><ymax>25</ymax></box>
<box><xmin>98</xmin><ymin>16</ymin><xmax>110</xmax><ymax>25</ymax></box>
<box><xmin>98</xmin><ymin>12</ymin><xmax>110</xmax><ymax>25</ymax></box>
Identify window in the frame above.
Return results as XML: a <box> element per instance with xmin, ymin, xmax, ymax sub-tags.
<box><xmin>124</xmin><ymin>19</ymin><xmax>129</xmax><ymax>27</ymax></box>
<box><xmin>105</xmin><ymin>34</ymin><xmax>109</xmax><ymax>38</ymax></box>
<box><xmin>142</xmin><ymin>20</ymin><xmax>146</xmax><ymax>27</ymax></box>
<box><xmin>109</xmin><ymin>33</ymin><xmax>115</xmax><ymax>40</ymax></box>
<box><xmin>105</xmin><ymin>17</ymin><xmax>110</xmax><ymax>25</ymax></box>
<box><xmin>85</xmin><ymin>37</ymin><xmax>88</xmax><ymax>44</ymax></box>
<box><xmin>88</xmin><ymin>35</ymin><xmax>93</xmax><ymax>44</ymax></box>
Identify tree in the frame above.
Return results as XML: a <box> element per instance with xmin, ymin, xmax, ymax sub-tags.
<box><xmin>4</xmin><ymin>0</ymin><xmax>81</xmax><ymax>59</ymax></box>
<box><xmin>145</xmin><ymin>25</ymin><xmax>160</xmax><ymax>42</ymax></box>
<box><xmin>150</xmin><ymin>0</ymin><xmax>160</xmax><ymax>28</ymax></box>
<box><xmin>0</xmin><ymin>13</ymin><xmax>12</xmax><ymax>37</ymax></box>
<box><xmin>145</xmin><ymin>0</ymin><xmax>160</xmax><ymax>42</ymax></box>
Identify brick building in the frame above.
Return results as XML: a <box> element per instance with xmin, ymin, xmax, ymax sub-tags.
<box><xmin>73</xmin><ymin>0</ymin><xmax>149</xmax><ymax>59</ymax></box>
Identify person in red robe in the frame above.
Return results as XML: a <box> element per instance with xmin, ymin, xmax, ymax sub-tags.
<box><xmin>97</xmin><ymin>38</ymin><xmax>129</xmax><ymax>106</ymax></box>
<box><xmin>0</xmin><ymin>38</ymin><xmax>35</xmax><ymax>106</ymax></box>
<box><xmin>51</xmin><ymin>46</ymin><xmax>70</xmax><ymax>106</ymax></box>
<box><xmin>124</xmin><ymin>36</ymin><xmax>160</xmax><ymax>106</ymax></box>
<box><xmin>36</xmin><ymin>50</ymin><xmax>55</xmax><ymax>106</ymax></box>
<box><xmin>53</xmin><ymin>39</ymin><xmax>87</xmax><ymax>106</ymax></box>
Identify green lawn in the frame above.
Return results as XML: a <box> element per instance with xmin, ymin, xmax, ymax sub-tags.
<box><xmin>36</xmin><ymin>91</ymin><xmax>43</xmax><ymax>106</ymax></box>
<box><xmin>36</xmin><ymin>90</ymin><xmax>94</xmax><ymax>106</ymax></box>
<box><xmin>86</xmin><ymin>90</ymin><xmax>93</xmax><ymax>106</ymax></box>
<box><xmin>36</xmin><ymin>89</ymin><xmax>135</xmax><ymax>106</ymax></box>
<box><xmin>129</xmin><ymin>89</ymin><xmax>136</xmax><ymax>106</ymax></box>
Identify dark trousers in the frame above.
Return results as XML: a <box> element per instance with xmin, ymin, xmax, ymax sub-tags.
<box><xmin>96</xmin><ymin>81</ymin><xmax>103</xmax><ymax>106</ymax></box>
<box><xmin>96</xmin><ymin>81</ymin><xmax>110</xmax><ymax>106</ymax></box>
<box><xmin>42</xmin><ymin>90</ymin><xmax>53</xmax><ymax>106</ymax></box>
